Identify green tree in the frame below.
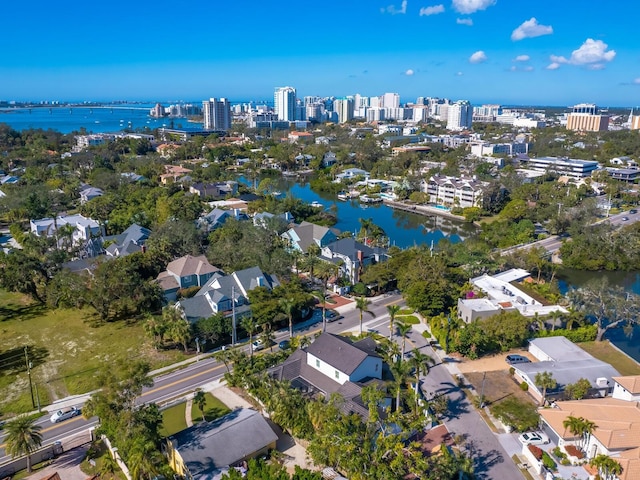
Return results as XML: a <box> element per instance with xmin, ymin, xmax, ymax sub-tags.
<box><xmin>355</xmin><ymin>296</ymin><xmax>374</xmax><ymax>336</ymax></box>
<box><xmin>534</xmin><ymin>371</ymin><xmax>557</xmax><ymax>406</ymax></box>
<box><xmin>589</xmin><ymin>454</ymin><xmax>622</xmax><ymax>480</ymax></box>
<box><xmin>564</xmin><ymin>378</ymin><xmax>592</xmax><ymax>400</ymax></box>
<box><xmin>279</xmin><ymin>296</ymin><xmax>297</xmax><ymax>339</ymax></box>
<box><xmin>395</xmin><ymin>320</ymin><xmax>413</xmax><ymax>361</ymax></box>
<box><xmin>193</xmin><ymin>388</ymin><xmax>206</xmax><ymax>422</ymax></box>
<box><xmin>409</xmin><ymin>350</ymin><xmax>435</xmax><ymax>395</ymax></box>
<box><xmin>4</xmin><ymin>415</ymin><xmax>43</xmax><ymax>473</ymax></box>
<box><xmin>169</xmin><ymin>316</ymin><xmax>192</xmax><ymax>352</ymax></box>
<box><xmin>241</xmin><ymin>316</ymin><xmax>258</xmax><ymax>359</ymax></box>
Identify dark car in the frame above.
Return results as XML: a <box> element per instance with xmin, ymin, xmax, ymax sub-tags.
<box><xmin>325</xmin><ymin>310</ymin><xmax>343</xmax><ymax>322</ymax></box>
<box><xmin>506</xmin><ymin>354</ymin><xmax>531</xmax><ymax>365</ymax></box>
<box><xmin>278</xmin><ymin>340</ymin><xmax>291</xmax><ymax>350</ymax></box>
<box><xmin>630</xmin><ymin>209</ymin><xmax>638</xmax><ymax>214</ymax></box>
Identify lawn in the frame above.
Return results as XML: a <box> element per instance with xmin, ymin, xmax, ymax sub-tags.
<box><xmin>191</xmin><ymin>392</ymin><xmax>231</xmax><ymax>423</ymax></box>
<box><xmin>579</xmin><ymin>341</ymin><xmax>640</xmax><ymax>376</ymax></box>
<box><xmin>160</xmin><ymin>401</ymin><xmax>187</xmax><ymax>437</ymax></box>
<box><xmin>0</xmin><ymin>290</ymin><xmax>189</xmax><ymax>415</ymax></box>
<box><xmin>397</xmin><ymin>315</ymin><xmax>420</xmax><ymax>325</ymax></box>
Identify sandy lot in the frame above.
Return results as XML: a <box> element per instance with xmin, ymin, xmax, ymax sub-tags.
<box><xmin>456</xmin><ymin>350</ymin><xmax>536</xmax><ymax>374</ymax></box>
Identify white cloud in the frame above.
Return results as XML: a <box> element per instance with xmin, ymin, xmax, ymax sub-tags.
<box><xmin>514</xmin><ymin>54</ymin><xmax>530</xmax><ymax>62</ymax></box>
<box><xmin>634</xmin><ymin>78</ymin><xmax>640</xmax><ymax>85</ymax></box>
<box><xmin>548</xmin><ymin>38</ymin><xmax>616</xmax><ymax>69</ymax></box>
<box><xmin>420</xmin><ymin>4</ymin><xmax>445</xmax><ymax>15</ymax></box>
<box><xmin>405</xmin><ymin>69</ymin><xmax>415</xmax><ymax>76</ymax></box>
<box><xmin>509</xmin><ymin>66</ymin><xmax>517</xmax><ymax>72</ymax></box>
<box><xmin>469</xmin><ymin>50</ymin><xmax>487</xmax><ymax>64</ymax></box>
<box><xmin>452</xmin><ymin>0</ymin><xmax>495</xmax><ymax>14</ymax></box>
<box><xmin>382</xmin><ymin>0</ymin><xmax>408</xmax><ymax>14</ymax></box>
<box><xmin>456</xmin><ymin>17</ymin><xmax>473</xmax><ymax>26</ymax></box>
<box><xmin>511</xmin><ymin>17</ymin><xmax>553</xmax><ymax>41</ymax></box>
<box><xmin>546</xmin><ymin>62</ymin><xmax>561</xmax><ymax>70</ymax></box>
<box><xmin>456</xmin><ymin>71</ymin><xmax>464</xmax><ymax>76</ymax></box>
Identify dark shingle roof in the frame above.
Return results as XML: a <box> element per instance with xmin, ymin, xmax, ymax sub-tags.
<box><xmin>306</xmin><ymin>333</ymin><xmax>374</xmax><ymax>375</ymax></box>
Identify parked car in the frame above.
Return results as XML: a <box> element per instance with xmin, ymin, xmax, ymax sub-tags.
<box><xmin>622</xmin><ymin>217</ymin><xmax>629</xmax><ymax>221</ymax></box>
<box><xmin>505</xmin><ymin>354</ymin><xmax>531</xmax><ymax>365</ymax></box>
<box><xmin>278</xmin><ymin>340</ymin><xmax>291</xmax><ymax>350</ymax></box>
<box><xmin>630</xmin><ymin>209</ymin><xmax>638</xmax><ymax>214</ymax></box>
<box><xmin>251</xmin><ymin>340</ymin><xmax>265</xmax><ymax>352</ymax></box>
<box><xmin>50</xmin><ymin>407</ymin><xmax>81</xmax><ymax>424</ymax></box>
<box><xmin>518</xmin><ymin>431</ymin><xmax>550</xmax><ymax>445</ymax></box>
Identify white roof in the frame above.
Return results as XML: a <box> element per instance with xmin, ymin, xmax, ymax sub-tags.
<box><xmin>459</xmin><ymin>298</ymin><xmax>499</xmax><ymax>312</ymax></box>
<box><xmin>529</xmin><ymin>337</ymin><xmax>593</xmax><ymax>362</ymax></box>
<box><xmin>493</xmin><ymin>268</ymin><xmax>530</xmax><ymax>283</ymax></box>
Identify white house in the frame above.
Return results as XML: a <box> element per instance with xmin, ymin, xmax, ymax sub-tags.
<box><xmin>612</xmin><ymin>375</ymin><xmax>640</xmax><ymax>402</ymax></box>
<box><xmin>30</xmin><ymin>214</ymin><xmax>103</xmax><ymax>243</ymax></box>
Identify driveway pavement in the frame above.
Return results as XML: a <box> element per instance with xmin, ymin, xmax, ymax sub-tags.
<box><xmin>24</xmin><ymin>445</ymin><xmax>89</xmax><ymax>480</ymax></box>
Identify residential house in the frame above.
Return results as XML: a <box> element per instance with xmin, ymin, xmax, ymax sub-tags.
<box><xmin>253</xmin><ymin>211</ymin><xmax>294</xmax><ymax>229</ymax></box>
<box><xmin>281</xmin><ymin>221</ymin><xmax>340</xmax><ymax>253</ymax></box>
<box><xmin>288</xmin><ymin>131</ymin><xmax>314</xmax><ymax>143</ymax></box>
<box><xmin>461</xmin><ymin>268</ymin><xmax>567</xmax><ymax>321</ymax></box>
<box><xmin>612</xmin><ymin>375</ymin><xmax>640</xmax><ymax>402</ymax></box>
<box><xmin>159</xmin><ymin>164</ymin><xmax>193</xmax><ymax>185</ymax></box>
<box><xmin>189</xmin><ymin>181</ymin><xmax>238</xmax><ymax>199</ymax></box>
<box><xmin>322</xmin><ymin>152</ymin><xmax>337</xmax><ymax>167</ymax></box>
<box><xmin>176</xmin><ymin>266</ymin><xmax>279</xmax><ymax>322</ymax></box>
<box><xmin>320</xmin><ymin>237</ymin><xmax>389</xmax><ymax>284</ymax></box>
<box><xmin>166</xmin><ymin>408</ymin><xmax>278</xmax><ymax>480</ymax></box>
<box><xmin>156</xmin><ymin>255</ymin><xmax>221</xmax><ymax>301</ymax></box>
<box><xmin>30</xmin><ymin>214</ymin><xmax>104</xmax><ymax>246</ymax></box>
<box><xmin>513</xmin><ymin>337</ymin><xmax>620</xmax><ymax>403</ymax></box>
<box><xmin>539</xmin><ymin>398</ymin><xmax>640</xmax><ymax>480</ymax></box>
<box><xmin>269</xmin><ymin>333</ymin><xmax>388</xmax><ymax>418</ymax></box>
<box><xmin>335</xmin><ymin>168</ymin><xmax>370</xmax><ymax>181</ymax></box>
<box><xmin>120</xmin><ymin>172</ymin><xmax>146</xmax><ymax>183</ymax></box>
<box><xmin>103</xmin><ymin>223</ymin><xmax>151</xmax><ymax>258</ymax></box>
<box><xmin>197</xmin><ymin>208</ymin><xmax>248</xmax><ymax>232</ymax></box>
<box><xmin>79</xmin><ymin>186</ymin><xmax>104</xmax><ymax>204</ymax></box>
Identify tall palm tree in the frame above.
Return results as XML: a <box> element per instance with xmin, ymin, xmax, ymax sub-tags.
<box><xmin>127</xmin><ymin>438</ymin><xmax>162</xmax><ymax>480</ymax></box>
<box><xmin>590</xmin><ymin>454</ymin><xmax>622</xmax><ymax>480</ymax></box>
<box><xmin>534</xmin><ymin>371</ymin><xmax>557</xmax><ymax>406</ymax></box>
<box><xmin>562</xmin><ymin>415</ymin><xmax>585</xmax><ymax>444</ymax></box>
<box><xmin>396</xmin><ymin>320</ymin><xmax>413</xmax><ymax>362</ymax></box>
<box><xmin>316</xmin><ymin>262</ymin><xmax>332</xmax><ymax>332</ymax></box>
<box><xmin>4</xmin><ymin>415</ymin><xmax>43</xmax><ymax>472</ymax></box>
<box><xmin>580</xmin><ymin>418</ymin><xmax>598</xmax><ymax>453</ymax></box>
<box><xmin>279</xmin><ymin>297</ymin><xmax>297</xmax><ymax>338</ymax></box>
<box><xmin>193</xmin><ymin>388</ymin><xmax>207</xmax><ymax>422</ymax></box>
<box><xmin>390</xmin><ymin>358</ymin><xmax>411</xmax><ymax>412</ymax></box>
<box><xmin>306</xmin><ymin>244</ymin><xmax>321</xmax><ymax>284</ymax></box>
<box><xmin>409</xmin><ymin>350</ymin><xmax>435</xmax><ymax>395</ymax></box>
<box><xmin>387</xmin><ymin>304</ymin><xmax>401</xmax><ymax>341</ymax></box>
<box><xmin>355</xmin><ymin>296</ymin><xmax>374</xmax><ymax>336</ymax></box>
<box><xmin>241</xmin><ymin>316</ymin><xmax>258</xmax><ymax>359</ymax></box>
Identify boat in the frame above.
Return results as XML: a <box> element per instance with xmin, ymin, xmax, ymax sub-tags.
<box><xmin>337</xmin><ymin>191</ymin><xmax>349</xmax><ymax>201</ymax></box>
<box><xmin>310</xmin><ymin>201</ymin><xmax>324</xmax><ymax>208</ymax></box>
<box><xmin>360</xmin><ymin>194</ymin><xmax>383</xmax><ymax>204</ymax></box>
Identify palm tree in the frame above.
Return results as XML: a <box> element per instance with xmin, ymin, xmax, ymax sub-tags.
<box><xmin>169</xmin><ymin>317</ymin><xmax>192</xmax><ymax>352</ymax></box>
<box><xmin>590</xmin><ymin>454</ymin><xmax>622</xmax><ymax>480</ymax></box>
<box><xmin>395</xmin><ymin>321</ymin><xmax>413</xmax><ymax>362</ymax></box>
<box><xmin>241</xmin><ymin>316</ymin><xmax>258</xmax><ymax>359</ymax></box>
<box><xmin>387</xmin><ymin>304</ymin><xmax>401</xmax><ymax>341</ymax></box>
<box><xmin>306</xmin><ymin>244</ymin><xmax>321</xmax><ymax>284</ymax></box>
<box><xmin>316</xmin><ymin>262</ymin><xmax>332</xmax><ymax>332</ymax></box>
<box><xmin>534</xmin><ymin>371</ymin><xmax>557</xmax><ymax>406</ymax></box>
<box><xmin>562</xmin><ymin>415</ymin><xmax>585</xmax><ymax>444</ymax></box>
<box><xmin>355</xmin><ymin>296</ymin><xmax>374</xmax><ymax>336</ymax></box>
<box><xmin>4</xmin><ymin>415</ymin><xmax>43</xmax><ymax>472</ymax></box>
<box><xmin>279</xmin><ymin>297</ymin><xmax>297</xmax><ymax>339</ymax></box>
<box><xmin>193</xmin><ymin>388</ymin><xmax>207</xmax><ymax>422</ymax></box>
<box><xmin>127</xmin><ymin>438</ymin><xmax>162</xmax><ymax>480</ymax></box>
<box><xmin>580</xmin><ymin>418</ymin><xmax>598</xmax><ymax>453</ymax></box>
<box><xmin>390</xmin><ymin>358</ymin><xmax>411</xmax><ymax>412</ymax></box>
<box><xmin>409</xmin><ymin>350</ymin><xmax>435</xmax><ymax>395</ymax></box>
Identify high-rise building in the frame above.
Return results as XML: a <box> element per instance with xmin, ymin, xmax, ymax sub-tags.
<box><xmin>202</xmin><ymin>98</ymin><xmax>231</xmax><ymax>130</ymax></box>
<box><xmin>566</xmin><ymin>103</ymin><xmax>609</xmax><ymax>132</ymax></box>
<box><xmin>333</xmin><ymin>98</ymin><xmax>354</xmax><ymax>123</ymax></box>
<box><xmin>381</xmin><ymin>92</ymin><xmax>400</xmax><ymax>109</ymax></box>
<box><xmin>274</xmin><ymin>86</ymin><xmax>297</xmax><ymax>121</ymax></box>
<box><xmin>630</xmin><ymin>109</ymin><xmax>640</xmax><ymax>130</ymax></box>
<box><xmin>447</xmin><ymin>100</ymin><xmax>473</xmax><ymax>131</ymax></box>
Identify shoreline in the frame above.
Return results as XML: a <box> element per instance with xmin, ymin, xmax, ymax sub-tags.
<box><xmin>383</xmin><ymin>199</ymin><xmax>467</xmax><ymax>222</ymax></box>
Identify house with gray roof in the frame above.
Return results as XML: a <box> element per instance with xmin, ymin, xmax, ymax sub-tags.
<box><xmin>103</xmin><ymin>223</ymin><xmax>151</xmax><ymax>258</ymax></box>
<box><xmin>320</xmin><ymin>237</ymin><xmax>389</xmax><ymax>284</ymax></box>
<box><xmin>281</xmin><ymin>221</ymin><xmax>340</xmax><ymax>253</ymax></box>
<box><xmin>79</xmin><ymin>185</ymin><xmax>104</xmax><ymax>204</ymax></box>
<box><xmin>176</xmin><ymin>266</ymin><xmax>279</xmax><ymax>322</ymax></box>
<box><xmin>269</xmin><ymin>333</ymin><xmax>388</xmax><ymax>418</ymax></box>
<box><xmin>513</xmin><ymin>336</ymin><xmax>620</xmax><ymax>403</ymax></box>
<box><xmin>197</xmin><ymin>208</ymin><xmax>248</xmax><ymax>232</ymax></box>
<box><xmin>157</xmin><ymin>255</ymin><xmax>221</xmax><ymax>301</ymax></box>
<box><xmin>166</xmin><ymin>408</ymin><xmax>278</xmax><ymax>480</ymax></box>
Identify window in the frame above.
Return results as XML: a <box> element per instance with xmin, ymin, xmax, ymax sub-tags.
<box><xmin>335</xmin><ymin>370</ymin><xmax>340</xmax><ymax>380</ymax></box>
<box><xmin>316</xmin><ymin>359</ymin><xmax>320</xmax><ymax>368</ymax></box>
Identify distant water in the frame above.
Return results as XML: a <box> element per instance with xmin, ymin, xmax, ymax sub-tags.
<box><xmin>0</xmin><ymin>104</ymin><xmax>201</xmax><ymax>134</ymax></box>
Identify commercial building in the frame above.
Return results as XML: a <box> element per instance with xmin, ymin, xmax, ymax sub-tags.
<box><xmin>524</xmin><ymin>156</ymin><xmax>599</xmax><ymax>178</ymax></box>
<box><xmin>202</xmin><ymin>97</ymin><xmax>231</xmax><ymax>130</ymax></box>
<box><xmin>274</xmin><ymin>86</ymin><xmax>297</xmax><ymax>121</ymax></box>
<box><xmin>566</xmin><ymin>103</ymin><xmax>609</xmax><ymax>132</ymax></box>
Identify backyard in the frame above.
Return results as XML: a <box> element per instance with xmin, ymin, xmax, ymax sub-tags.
<box><xmin>0</xmin><ymin>290</ymin><xmax>189</xmax><ymax>415</ymax></box>
<box><xmin>579</xmin><ymin>341</ymin><xmax>640</xmax><ymax>376</ymax></box>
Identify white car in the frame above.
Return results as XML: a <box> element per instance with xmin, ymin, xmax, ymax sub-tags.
<box><xmin>518</xmin><ymin>431</ymin><xmax>550</xmax><ymax>445</ymax></box>
<box><xmin>50</xmin><ymin>406</ymin><xmax>81</xmax><ymax>423</ymax></box>
<box><xmin>251</xmin><ymin>340</ymin><xmax>265</xmax><ymax>352</ymax></box>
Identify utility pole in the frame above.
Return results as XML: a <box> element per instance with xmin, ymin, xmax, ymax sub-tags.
<box><xmin>24</xmin><ymin>346</ymin><xmax>35</xmax><ymax>409</ymax></box>
<box><xmin>480</xmin><ymin>371</ymin><xmax>487</xmax><ymax>408</ymax></box>
<box><xmin>231</xmin><ymin>286</ymin><xmax>237</xmax><ymax>347</ymax></box>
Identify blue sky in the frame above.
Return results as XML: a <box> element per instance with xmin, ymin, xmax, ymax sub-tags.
<box><xmin>3</xmin><ymin>0</ymin><xmax>640</xmax><ymax>106</ymax></box>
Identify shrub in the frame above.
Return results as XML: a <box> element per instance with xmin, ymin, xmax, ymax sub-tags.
<box><xmin>528</xmin><ymin>444</ymin><xmax>543</xmax><ymax>460</ymax></box>
<box><xmin>491</xmin><ymin>398</ymin><xmax>540</xmax><ymax>432</ymax></box>
<box><xmin>520</xmin><ymin>382</ymin><xmax>529</xmax><ymax>391</ymax></box>
<box><xmin>552</xmin><ymin>447</ymin><xmax>566</xmax><ymax>460</ymax></box>
<box><xmin>509</xmin><ymin>367</ymin><xmax>515</xmax><ymax>375</ymax></box>
<box><xmin>177</xmin><ymin>286</ymin><xmax>200</xmax><ymax>299</ymax></box>
<box><xmin>535</xmin><ymin>325</ymin><xmax>597</xmax><ymax>343</ymax></box>
<box><xmin>542</xmin><ymin>451</ymin><xmax>557</xmax><ymax>470</ymax></box>
<box><xmin>561</xmin><ymin>458</ymin><xmax>571</xmax><ymax>466</ymax></box>
<box><xmin>565</xmin><ymin>445</ymin><xmax>584</xmax><ymax>459</ymax></box>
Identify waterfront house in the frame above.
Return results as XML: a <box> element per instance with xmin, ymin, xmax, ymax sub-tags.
<box><xmin>320</xmin><ymin>237</ymin><xmax>389</xmax><ymax>285</ymax></box>
<box><xmin>281</xmin><ymin>221</ymin><xmax>340</xmax><ymax>253</ymax></box>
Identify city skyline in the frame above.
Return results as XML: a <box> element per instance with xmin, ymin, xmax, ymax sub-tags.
<box><xmin>3</xmin><ymin>0</ymin><xmax>640</xmax><ymax>106</ymax></box>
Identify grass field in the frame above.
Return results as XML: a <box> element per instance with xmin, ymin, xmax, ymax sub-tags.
<box><xmin>160</xmin><ymin>402</ymin><xmax>188</xmax><ymax>437</ymax></box>
<box><xmin>579</xmin><ymin>341</ymin><xmax>640</xmax><ymax>376</ymax></box>
<box><xmin>0</xmin><ymin>290</ymin><xmax>189</xmax><ymax>415</ymax></box>
<box><xmin>191</xmin><ymin>392</ymin><xmax>230</xmax><ymax>423</ymax></box>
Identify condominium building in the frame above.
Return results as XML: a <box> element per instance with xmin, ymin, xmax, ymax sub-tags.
<box><xmin>421</xmin><ymin>174</ymin><xmax>487</xmax><ymax>208</ymax></box>
<box><xmin>333</xmin><ymin>98</ymin><xmax>354</xmax><ymax>124</ymax></box>
<box><xmin>447</xmin><ymin>100</ymin><xmax>473</xmax><ymax>131</ymax></box>
<box><xmin>566</xmin><ymin>103</ymin><xmax>609</xmax><ymax>132</ymax></box>
<box><xmin>274</xmin><ymin>86</ymin><xmax>297</xmax><ymax>121</ymax></box>
<box><xmin>524</xmin><ymin>156</ymin><xmax>599</xmax><ymax>178</ymax></box>
<box><xmin>202</xmin><ymin>98</ymin><xmax>231</xmax><ymax>131</ymax></box>
<box><xmin>381</xmin><ymin>92</ymin><xmax>400</xmax><ymax>109</ymax></box>
<box><xmin>630</xmin><ymin>109</ymin><xmax>640</xmax><ymax>130</ymax></box>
